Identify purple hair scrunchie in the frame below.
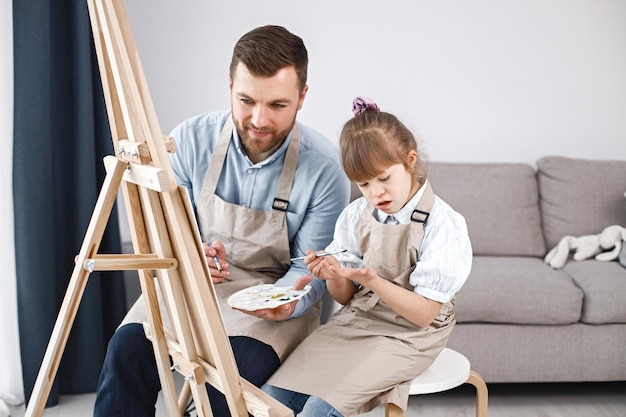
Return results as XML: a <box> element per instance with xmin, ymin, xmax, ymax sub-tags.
<box><xmin>352</xmin><ymin>96</ymin><xmax>380</xmax><ymax>117</ymax></box>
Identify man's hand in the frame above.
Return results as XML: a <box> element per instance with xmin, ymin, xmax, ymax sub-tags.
<box><xmin>203</xmin><ymin>240</ymin><xmax>231</xmax><ymax>283</ymax></box>
<box><xmin>236</xmin><ymin>275</ymin><xmax>313</xmax><ymax>321</ymax></box>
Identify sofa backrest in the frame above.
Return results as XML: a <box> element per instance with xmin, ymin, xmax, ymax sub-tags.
<box><xmin>428</xmin><ymin>162</ymin><xmax>546</xmax><ymax>257</ymax></box>
<box><xmin>537</xmin><ymin>156</ymin><xmax>626</xmax><ymax>250</ymax></box>
<box><xmin>348</xmin><ymin>157</ymin><xmax>626</xmax><ymax>257</ymax></box>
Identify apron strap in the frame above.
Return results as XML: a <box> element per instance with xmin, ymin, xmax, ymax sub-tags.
<box><xmin>201</xmin><ymin>114</ymin><xmax>301</xmax><ymax>211</ymax></box>
<box><xmin>201</xmin><ymin>115</ymin><xmax>234</xmax><ymax>195</ymax></box>
<box><xmin>411</xmin><ymin>181</ymin><xmax>434</xmax><ymax>223</ymax></box>
<box><xmin>273</xmin><ymin>125</ymin><xmax>300</xmax><ymax>211</ymax></box>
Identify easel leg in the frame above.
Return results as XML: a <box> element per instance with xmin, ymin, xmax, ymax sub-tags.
<box><xmin>25</xmin><ymin>159</ymin><xmax>127</xmax><ymax>417</ymax></box>
<box><xmin>178</xmin><ymin>380</ymin><xmax>192</xmax><ymax>415</ymax></box>
<box><xmin>134</xmin><ymin>186</ymin><xmax>215</xmax><ymax>417</ymax></box>
<box><xmin>188</xmin><ymin>381</ymin><xmax>214</xmax><ymax>417</ymax></box>
<box><xmin>138</xmin><ymin>269</ymin><xmax>181</xmax><ymax>417</ymax></box>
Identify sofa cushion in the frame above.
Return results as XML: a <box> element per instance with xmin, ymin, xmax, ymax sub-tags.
<box><xmin>537</xmin><ymin>156</ymin><xmax>626</xmax><ymax>251</ymax></box>
<box><xmin>455</xmin><ymin>256</ymin><xmax>583</xmax><ymax>325</ymax></box>
<box><xmin>564</xmin><ymin>260</ymin><xmax>626</xmax><ymax>324</ymax></box>
<box><xmin>428</xmin><ymin>162</ymin><xmax>546</xmax><ymax>256</ymax></box>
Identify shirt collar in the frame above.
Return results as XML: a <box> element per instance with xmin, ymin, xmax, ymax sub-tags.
<box><xmin>376</xmin><ymin>180</ymin><xmax>429</xmax><ymax>224</ymax></box>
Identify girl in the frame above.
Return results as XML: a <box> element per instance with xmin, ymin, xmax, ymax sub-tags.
<box><xmin>262</xmin><ymin>97</ymin><xmax>472</xmax><ymax>417</ymax></box>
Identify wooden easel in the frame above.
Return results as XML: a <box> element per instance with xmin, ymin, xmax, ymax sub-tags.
<box><xmin>24</xmin><ymin>1</ymin><xmax>293</xmax><ymax>416</ymax></box>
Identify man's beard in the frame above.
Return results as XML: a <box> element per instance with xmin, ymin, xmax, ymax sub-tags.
<box><xmin>236</xmin><ymin>121</ymin><xmax>292</xmax><ymax>156</ymax></box>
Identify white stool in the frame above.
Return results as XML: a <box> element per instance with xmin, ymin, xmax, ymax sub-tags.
<box><xmin>384</xmin><ymin>348</ymin><xmax>488</xmax><ymax>417</ymax></box>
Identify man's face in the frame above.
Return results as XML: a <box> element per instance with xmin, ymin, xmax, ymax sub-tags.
<box><xmin>230</xmin><ymin>63</ymin><xmax>308</xmax><ymax>163</ymax></box>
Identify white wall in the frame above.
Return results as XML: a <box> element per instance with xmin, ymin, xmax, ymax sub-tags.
<box><xmin>0</xmin><ymin>0</ymin><xmax>25</xmax><ymax>409</ymax></box>
<box><xmin>1</xmin><ymin>1</ymin><xmax>623</xmax><ymax>403</ymax></box>
<box><xmin>124</xmin><ymin>0</ymin><xmax>626</xmax><ymax>165</ymax></box>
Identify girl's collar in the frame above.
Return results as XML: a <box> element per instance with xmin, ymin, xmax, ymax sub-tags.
<box><xmin>375</xmin><ymin>180</ymin><xmax>428</xmax><ymax>224</ymax></box>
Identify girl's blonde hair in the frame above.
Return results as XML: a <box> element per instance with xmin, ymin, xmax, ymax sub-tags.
<box><xmin>339</xmin><ymin>108</ymin><xmax>428</xmax><ymax>185</ymax></box>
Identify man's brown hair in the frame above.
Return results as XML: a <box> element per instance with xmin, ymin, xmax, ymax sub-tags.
<box><xmin>230</xmin><ymin>25</ymin><xmax>308</xmax><ymax>91</ymax></box>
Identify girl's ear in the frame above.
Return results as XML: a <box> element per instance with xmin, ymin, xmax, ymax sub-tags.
<box><xmin>407</xmin><ymin>149</ymin><xmax>418</xmax><ymax>172</ymax></box>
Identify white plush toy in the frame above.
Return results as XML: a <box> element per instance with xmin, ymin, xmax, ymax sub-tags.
<box><xmin>545</xmin><ymin>224</ymin><xmax>626</xmax><ymax>269</ymax></box>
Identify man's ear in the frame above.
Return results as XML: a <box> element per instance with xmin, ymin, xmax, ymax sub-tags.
<box><xmin>297</xmin><ymin>84</ymin><xmax>309</xmax><ymax>111</ymax></box>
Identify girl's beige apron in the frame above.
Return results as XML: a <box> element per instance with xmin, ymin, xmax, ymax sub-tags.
<box><xmin>268</xmin><ymin>182</ymin><xmax>456</xmax><ymax>416</ymax></box>
<box><xmin>122</xmin><ymin>115</ymin><xmax>320</xmax><ymax>361</ymax></box>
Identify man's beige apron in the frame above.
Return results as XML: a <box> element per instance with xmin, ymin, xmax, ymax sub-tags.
<box><xmin>267</xmin><ymin>182</ymin><xmax>456</xmax><ymax>416</ymax></box>
<box><xmin>122</xmin><ymin>115</ymin><xmax>320</xmax><ymax>361</ymax></box>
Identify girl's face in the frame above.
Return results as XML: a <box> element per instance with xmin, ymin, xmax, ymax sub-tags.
<box><xmin>356</xmin><ymin>151</ymin><xmax>418</xmax><ymax>215</ymax></box>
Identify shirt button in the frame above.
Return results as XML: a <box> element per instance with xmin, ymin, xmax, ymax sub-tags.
<box><xmin>247</xmin><ymin>169</ymin><xmax>253</xmax><ymax>174</ymax></box>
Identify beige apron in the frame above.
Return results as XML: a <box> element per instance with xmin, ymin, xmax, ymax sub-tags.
<box><xmin>196</xmin><ymin>115</ymin><xmax>320</xmax><ymax>360</ymax></box>
<box><xmin>123</xmin><ymin>115</ymin><xmax>320</xmax><ymax>361</ymax></box>
<box><xmin>267</xmin><ymin>182</ymin><xmax>456</xmax><ymax>416</ymax></box>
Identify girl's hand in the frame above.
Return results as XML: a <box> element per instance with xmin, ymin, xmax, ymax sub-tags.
<box><xmin>304</xmin><ymin>250</ymin><xmax>339</xmax><ymax>280</ymax></box>
<box><xmin>304</xmin><ymin>250</ymin><xmax>378</xmax><ymax>304</ymax></box>
<box><xmin>310</xmin><ymin>255</ymin><xmax>375</xmax><ymax>286</ymax></box>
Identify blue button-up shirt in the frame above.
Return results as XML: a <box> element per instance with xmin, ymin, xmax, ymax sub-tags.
<box><xmin>169</xmin><ymin>111</ymin><xmax>351</xmax><ymax>317</ymax></box>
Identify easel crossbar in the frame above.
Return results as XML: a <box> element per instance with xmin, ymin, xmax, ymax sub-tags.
<box><xmin>82</xmin><ymin>254</ymin><xmax>178</xmax><ymax>271</ymax></box>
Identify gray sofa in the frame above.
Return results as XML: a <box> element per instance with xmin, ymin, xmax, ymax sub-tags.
<box><xmin>426</xmin><ymin>156</ymin><xmax>626</xmax><ymax>383</ymax></box>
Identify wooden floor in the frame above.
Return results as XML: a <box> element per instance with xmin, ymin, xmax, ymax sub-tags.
<box><xmin>9</xmin><ymin>381</ymin><xmax>626</xmax><ymax>417</ymax></box>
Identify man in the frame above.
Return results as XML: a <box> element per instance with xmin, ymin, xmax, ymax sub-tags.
<box><xmin>93</xmin><ymin>25</ymin><xmax>350</xmax><ymax>416</ymax></box>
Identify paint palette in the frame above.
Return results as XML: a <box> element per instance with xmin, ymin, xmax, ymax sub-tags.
<box><xmin>227</xmin><ymin>284</ymin><xmax>312</xmax><ymax>311</ymax></box>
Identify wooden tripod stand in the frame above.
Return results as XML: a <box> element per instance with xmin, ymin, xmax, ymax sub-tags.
<box><xmin>24</xmin><ymin>1</ymin><xmax>293</xmax><ymax>416</ymax></box>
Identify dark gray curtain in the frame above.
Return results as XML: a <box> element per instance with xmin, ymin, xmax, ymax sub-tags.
<box><xmin>13</xmin><ymin>0</ymin><xmax>128</xmax><ymax>407</ymax></box>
